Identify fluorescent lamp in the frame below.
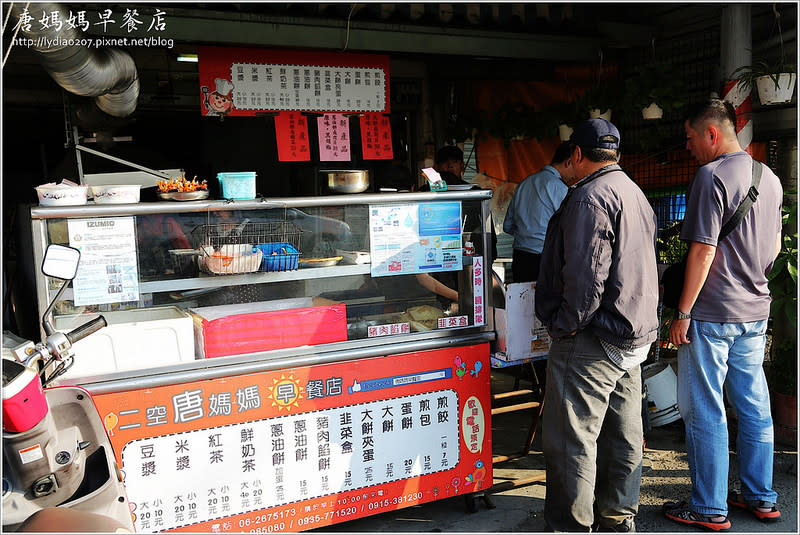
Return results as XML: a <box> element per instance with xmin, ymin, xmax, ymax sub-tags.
<box><xmin>176</xmin><ymin>54</ymin><xmax>198</xmax><ymax>63</ymax></box>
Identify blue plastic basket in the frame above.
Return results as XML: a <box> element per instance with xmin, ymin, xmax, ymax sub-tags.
<box><xmin>255</xmin><ymin>242</ymin><xmax>299</xmax><ymax>272</ymax></box>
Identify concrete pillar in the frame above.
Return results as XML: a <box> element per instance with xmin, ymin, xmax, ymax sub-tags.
<box><xmin>721</xmin><ymin>5</ymin><xmax>752</xmax><ymax>80</ymax></box>
<box><xmin>721</xmin><ymin>5</ymin><xmax>753</xmax><ymax>153</ymax></box>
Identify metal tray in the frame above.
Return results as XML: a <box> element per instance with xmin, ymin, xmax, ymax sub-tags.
<box><xmin>158</xmin><ymin>190</ymin><xmax>210</xmax><ymax>201</ymax></box>
<box><xmin>298</xmin><ymin>256</ymin><xmax>343</xmax><ymax>268</ymax></box>
<box><xmin>447</xmin><ymin>183</ymin><xmax>476</xmax><ymax>191</ymax></box>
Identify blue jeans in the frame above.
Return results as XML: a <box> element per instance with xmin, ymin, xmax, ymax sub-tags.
<box><xmin>677</xmin><ymin>319</ymin><xmax>777</xmax><ymax>516</ymax></box>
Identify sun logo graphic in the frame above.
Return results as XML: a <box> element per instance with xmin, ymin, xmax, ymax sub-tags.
<box><xmin>267</xmin><ymin>374</ymin><xmax>305</xmax><ymax>411</ymax></box>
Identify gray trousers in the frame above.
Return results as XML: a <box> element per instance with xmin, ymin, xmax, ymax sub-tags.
<box><xmin>542</xmin><ymin>330</ymin><xmax>643</xmax><ymax>532</ymax></box>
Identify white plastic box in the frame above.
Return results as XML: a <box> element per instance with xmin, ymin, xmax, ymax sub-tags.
<box><xmin>52</xmin><ymin>306</ymin><xmax>195</xmax><ymax>381</ymax></box>
<box><xmin>494</xmin><ymin>282</ymin><xmax>551</xmax><ymax>361</ymax></box>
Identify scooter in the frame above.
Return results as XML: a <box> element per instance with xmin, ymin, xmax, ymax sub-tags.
<box><xmin>3</xmin><ymin>244</ymin><xmax>135</xmax><ymax>532</ymax></box>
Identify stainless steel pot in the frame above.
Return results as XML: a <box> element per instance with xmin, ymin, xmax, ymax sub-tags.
<box><xmin>321</xmin><ymin>169</ymin><xmax>370</xmax><ymax>193</ymax></box>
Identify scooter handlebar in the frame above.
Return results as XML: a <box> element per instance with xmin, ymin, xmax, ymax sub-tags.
<box><xmin>65</xmin><ymin>316</ymin><xmax>107</xmax><ymax>345</ymax></box>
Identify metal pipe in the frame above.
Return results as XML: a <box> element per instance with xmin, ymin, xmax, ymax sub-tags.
<box><xmin>8</xmin><ymin>3</ymin><xmax>139</xmax><ymax>117</ymax></box>
<box><xmin>75</xmin><ymin>145</ymin><xmax>172</xmax><ymax>179</ymax></box>
<box><xmin>75</xmin><ymin>332</ymin><xmax>496</xmax><ymax>395</ymax></box>
<box><xmin>30</xmin><ymin>190</ymin><xmax>494</xmax><ymax>219</ymax></box>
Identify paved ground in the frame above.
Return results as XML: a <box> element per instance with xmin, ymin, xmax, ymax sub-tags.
<box><xmin>316</xmin><ymin>366</ymin><xmax>798</xmax><ymax>533</ymax></box>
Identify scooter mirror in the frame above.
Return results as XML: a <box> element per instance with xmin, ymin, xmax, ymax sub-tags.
<box><xmin>41</xmin><ymin>244</ymin><xmax>81</xmax><ymax>281</ymax></box>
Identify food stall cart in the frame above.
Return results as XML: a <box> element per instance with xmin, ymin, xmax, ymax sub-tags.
<box><xmin>22</xmin><ymin>189</ymin><xmax>495</xmax><ymax>533</ymax></box>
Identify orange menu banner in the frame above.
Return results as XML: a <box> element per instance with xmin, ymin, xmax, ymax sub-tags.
<box><xmin>274</xmin><ymin>111</ymin><xmax>311</xmax><ymax>162</ymax></box>
<box><xmin>92</xmin><ymin>344</ymin><xmax>492</xmax><ymax>533</ymax></box>
<box><xmin>359</xmin><ymin>113</ymin><xmax>393</xmax><ymax>160</ymax></box>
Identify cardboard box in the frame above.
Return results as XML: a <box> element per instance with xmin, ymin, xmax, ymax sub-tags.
<box><xmin>494</xmin><ymin>282</ymin><xmax>551</xmax><ymax>362</ymax></box>
<box><xmin>191</xmin><ymin>299</ymin><xmax>347</xmax><ymax>358</ymax></box>
<box><xmin>53</xmin><ymin>306</ymin><xmax>195</xmax><ymax>380</ymax></box>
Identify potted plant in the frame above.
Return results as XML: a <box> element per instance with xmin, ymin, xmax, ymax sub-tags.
<box><xmin>623</xmin><ymin>64</ymin><xmax>687</xmax><ymax>120</ymax></box>
<box><xmin>767</xmin><ymin>199</ymin><xmax>797</xmax><ymax>444</ymax></box>
<box><xmin>548</xmin><ymin>97</ymin><xmax>584</xmax><ymax>141</ymax></box>
<box><xmin>653</xmin><ymin>223</ymin><xmax>688</xmax><ymax>355</ymax></box>
<box><xmin>731</xmin><ymin>59</ymin><xmax>797</xmax><ymax>106</ymax></box>
<box><xmin>478</xmin><ymin>103</ymin><xmax>548</xmax><ymax>146</ymax></box>
<box><xmin>579</xmin><ymin>83</ymin><xmax>617</xmax><ymax>122</ymax></box>
<box><xmin>731</xmin><ymin>6</ymin><xmax>797</xmax><ymax>107</ymax></box>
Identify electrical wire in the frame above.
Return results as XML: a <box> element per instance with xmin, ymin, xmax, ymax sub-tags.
<box><xmin>773</xmin><ymin>3</ymin><xmax>785</xmax><ymax>63</ymax></box>
<box><xmin>342</xmin><ymin>3</ymin><xmax>356</xmax><ymax>52</ymax></box>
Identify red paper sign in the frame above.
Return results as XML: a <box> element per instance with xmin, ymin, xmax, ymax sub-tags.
<box><xmin>317</xmin><ymin>113</ymin><xmax>351</xmax><ymax>161</ymax></box>
<box><xmin>91</xmin><ymin>344</ymin><xmax>492</xmax><ymax>533</ymax></box>
<box><xmin>275</xmin><ymin>111</ymin><xmax>311</xmax><ymax>161</ymax></box>
<box><xmin>198</xmin><ymin>46</ymin><xmax>390</xmax><ymax>117</ymax></box>
<box><xmin>360</xmin><ymin>113</ymin><xmax>393</xmax><ymax>160</ymax></box>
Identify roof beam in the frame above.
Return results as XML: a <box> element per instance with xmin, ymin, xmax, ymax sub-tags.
<box><xmin>81</xmin><ymin>7</ymin><xmax>605</xmax><ymax>61</ymax></box>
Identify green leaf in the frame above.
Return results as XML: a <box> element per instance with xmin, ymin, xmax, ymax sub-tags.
<box><xmin>769</xmin><ymin>255</ymin><xmax>788</xmax><ymax>279</ymax></box>
<box><xmin>785</xmin><ymin>200</ymin><xmax>797</xmax><ymax>227</ymax></box>
<box><xmin>730</xmin><ymin>56</ymin><xmax>797</xmax><ymax>93</ymax></box>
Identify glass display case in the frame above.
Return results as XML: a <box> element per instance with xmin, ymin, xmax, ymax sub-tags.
<box><xmin>27</xmin><ymin>190</ymin><xmax>496</xmax><ymax>388</ymax></box>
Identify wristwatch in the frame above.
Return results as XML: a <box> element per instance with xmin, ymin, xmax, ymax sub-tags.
<box><xmin>674</xmin><ymin>309</ymin><xmax>691</xmax><ymax>320</ymax></box>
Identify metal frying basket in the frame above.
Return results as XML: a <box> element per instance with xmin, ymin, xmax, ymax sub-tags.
<box><xmin>191</xmin><ymin>221</ymin><xmax>303</xmax><ymax>274</ymax></box>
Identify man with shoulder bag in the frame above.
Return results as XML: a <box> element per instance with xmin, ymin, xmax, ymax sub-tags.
<box><xmin>661</xmin><ymin>155</ymin><xmax>762</xmax><ymax>309</ymax></box>
<box><xmin>663</xmin><ymin>99</ymin><xmax>784</xmax><ymax>531</ymax></box>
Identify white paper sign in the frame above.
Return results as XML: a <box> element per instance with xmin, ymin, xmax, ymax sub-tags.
<box><xmin>231</xmin><ymin>64</ymin><xmax>386</xmax><ymax>112</ymax></box>
<box><xmin>68</xmin><ymin>217</ymin><xmax>139</xmax><ymax>306</ymax></box>
<box><xmin>121</xmin><ymin>390</ymin><xmax>459</xmax><ymax>532</ymax></box>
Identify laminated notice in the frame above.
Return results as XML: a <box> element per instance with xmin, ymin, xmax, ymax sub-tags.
<box><xmin>19</xmin><ymin>444</ymin><xmax>44</xmax><ymax>464</ymax></box>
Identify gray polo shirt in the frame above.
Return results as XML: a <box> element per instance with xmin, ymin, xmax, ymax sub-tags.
<box><xmin>680</xmin><ymin>151</ymin><xmax>783</xmax><ymax>323</ymax></box>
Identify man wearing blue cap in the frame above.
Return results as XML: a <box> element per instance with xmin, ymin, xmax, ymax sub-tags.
<box><xmin>535</xmin><ymin>118</ymin><xmax>659</xmax><ymax>532</ymax></box>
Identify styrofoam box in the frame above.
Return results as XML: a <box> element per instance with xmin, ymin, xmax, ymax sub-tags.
<box><xmin>190</xmin><ymin>298</ymin><xmax>348</xmax><ymax>359</ymax></box>
<box><xmin>52</xmin><ymin>306</ymin><xmax>195</xmax><ymax>381</ymax></box>
<box><xmin>494</xmin><ymin>282</ymin><xmax>551</xmax><ymax>362</ymax></box>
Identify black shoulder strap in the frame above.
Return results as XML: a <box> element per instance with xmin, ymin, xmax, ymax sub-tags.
<box><xmin>718</xmin><ymin>159</ymin><xmax>762</xmax><ymax>241</ymax></box>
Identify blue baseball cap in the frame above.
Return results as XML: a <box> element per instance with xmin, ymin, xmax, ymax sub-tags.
<box><xmin>570</xmin><ymin>118</ymin><xmax>621</xmax><ymax>150</ymax></box>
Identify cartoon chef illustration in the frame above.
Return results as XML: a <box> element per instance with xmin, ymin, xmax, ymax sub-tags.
<box><xmin>201</xmin><ymin>77</ymin><xmax>234</xmax><ymax>116</ymax></box>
